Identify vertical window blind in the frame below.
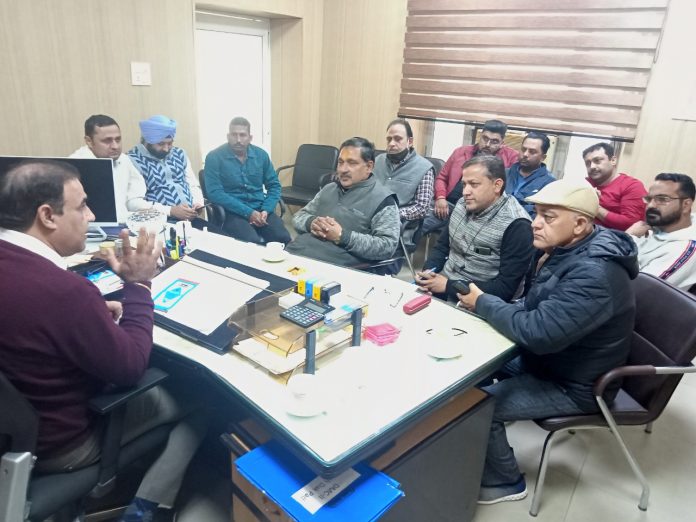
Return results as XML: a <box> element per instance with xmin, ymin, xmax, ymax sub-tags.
<box><xmin>398</xmin><ymin>0</ymin><xmax>669</xmax><ymax>141</ymax></box>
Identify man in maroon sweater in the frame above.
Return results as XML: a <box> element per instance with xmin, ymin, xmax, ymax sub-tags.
<box><xmin>0</xmin><ymin>160</ymin><xmax>206</xmax><ymax>521</ymax></box>
<box><xmin>423</xmin><ymin>119</ymin><xmax>520</xmax><ymax>235</ymax></box>
<box><xmin>583</xmin><ymin>142</ymin><xmax>647</xmax><ymax>231</ymax></box>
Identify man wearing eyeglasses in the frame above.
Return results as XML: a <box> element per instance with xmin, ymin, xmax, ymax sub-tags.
<box><xmin>626</xmin><ymin>173</ymin><xmax>696</xmax><ymax>290</ymax></box>
<box><xmin>583</xmin><ymin>142</ymin><xmax>647</xmax><ymax>231</ymax></box>
<box><xmin>423</xmin><ymin>119</ymin><xmax>519</xmax><ymax>235</ymax></box>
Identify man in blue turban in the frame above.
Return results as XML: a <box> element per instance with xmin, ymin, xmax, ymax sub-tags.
<box><xmin>128</xmin><ymin>115</ymin><xmax>204</xmax><ymax>221</ymax></box>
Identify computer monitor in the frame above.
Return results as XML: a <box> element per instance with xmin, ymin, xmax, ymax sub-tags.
<box><xmin>0</xmin><ymin>156</ymin><xmax>118</xmax><ymax>237</ymax></box>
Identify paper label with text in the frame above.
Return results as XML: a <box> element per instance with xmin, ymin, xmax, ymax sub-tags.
<box><xmin>291</xmin><ymin>467</ymin><xmax>360</xmax><ymax>515</ymax></box>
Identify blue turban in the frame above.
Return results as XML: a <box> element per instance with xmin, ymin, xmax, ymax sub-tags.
<box><xmin>139</xmin><ymin>115</ymin><xmax>177</xmax><ymax>144</ymax></box>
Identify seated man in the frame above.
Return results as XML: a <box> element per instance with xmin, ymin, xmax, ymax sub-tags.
<box><xmin>457</xmin><ymin>179</ymin><xmax>638</xmax><ymax>504</ymax></box>
<box><xmin>504</xmin><ymin>131</ymin><xmax>555</xmax><ymax>218</ymax></box>
<box><xmin>626</xmin><ymin>173</ymin><xmax>696</xmax><ymax>290</ymax></box>
<box><xmin>417</xmin><ymin>155</ymin><xmax>533</xmax><ymax>302</ymax></box>
<box><xmin>286</xmin><ymin>137</ymin><xmax>400</xmax><ymax>267</ymax></box>
<box><xmin>0</xmin><ymin>160</ymin><xmax>207</xmax><ymax>521</ymax></box>
<box><xmin>423</xmin><ymin>119</ymin><xmax>519</xmax><ymax>235</ymax></box>
<box><xmin>70</xmin><ymin>114</ymin><xmax>152</xmax><ymax>223</ymax></box>
<box><xmin>128</xmin><ymin>114</ymin><xmax>204</xmax><ymax>222</ymax></box>
<box><xmin>204</xmin><ymin>116</ymin><xmax>291</xmax><ymax>244</ymax></box>
<box><xmin>373</xmin><ymin>118</ymin><xmax>434</xmax><ymax>250</ymax></box>
<box><xmin>584</xmin><ymin>142</ymin><xmax>647</xmax><ymax>231</ymax></box>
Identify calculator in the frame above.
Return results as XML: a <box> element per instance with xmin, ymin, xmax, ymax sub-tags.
<box><xmin>280</xmin><ymin>299</ymin><xmax>335</xmax><ymax>328</ymax></box>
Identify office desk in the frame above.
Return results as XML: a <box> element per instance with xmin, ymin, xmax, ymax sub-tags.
<box><xmin>152</xmin><ymin>230</ymin><xmax>516</xmax><ymax>519</ymax></box>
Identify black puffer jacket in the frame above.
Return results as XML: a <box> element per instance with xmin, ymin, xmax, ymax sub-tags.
<box><xmin>476</xmin><ymin>226</ymin><xmax>639</xmax><ymax>412</ymax></box>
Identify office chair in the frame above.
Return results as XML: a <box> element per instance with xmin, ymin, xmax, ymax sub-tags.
<box><xmin>0</xmin><ymin>368</ymin><xmax>171</xmax><ymax>522</ymax></box>
<box><xmin>350</xmin><ymin>221</ymin><xmax>421</xmax><ymax>277</ymax></box>
<box><xmin>529</xmin><ymin>273</ymin><xmax>696</xmax><ymax>516</ymax></box>
<box><xmin>421</xmin><ymin>155</ymin><xmax>445</xmax><ymax>256</ymax></box>
<box><xmin>198</xmin><ymin>170</ymin><xmax>227</xmax><ymax>229</ymax></box>
<box><xmin>278</xmin><ymin>144</ymin><xmax>339</xmax><ymax>208</ymax></box>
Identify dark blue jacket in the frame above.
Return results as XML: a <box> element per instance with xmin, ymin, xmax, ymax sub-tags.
<box><xmin>505</xmin><ymin>163</ymin><xmax>555</xmax><ymax>218</ymax></box>
<box><xmin>476</xmin><ymin>227</ymin><xmax>639</xmax><ymax>412</ymax></box>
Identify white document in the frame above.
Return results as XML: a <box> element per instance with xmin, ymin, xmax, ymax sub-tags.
<box><xmin>151</xmin><ymin>257</ymin><xmax>269</xmax><ymax>335</ymax></box>
<box><xmin>291</xmin><ymin>467</ymin><xmax>360</xmax><ymax>515</ymax></box>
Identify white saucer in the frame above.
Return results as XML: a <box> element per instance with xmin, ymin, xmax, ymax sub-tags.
<box><xmin>285</xmin><ymin>396</ymin><xmax>325</xmax><ymax>417</ymax></box>
<box><xmin>262</xmin><ymin>253</ymin><xmax>288</xmax><ymax>263</ymax></box>
<box><xmin>425</xmin><ymin>345</ymin><xmax>464</xmax><ymax>360</ymax></box>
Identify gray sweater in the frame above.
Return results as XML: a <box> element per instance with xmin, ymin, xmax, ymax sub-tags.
<box><xmin>289</xmin><ymin>176</ymin><xmax>400</xmax><ymax>265</ymax></box>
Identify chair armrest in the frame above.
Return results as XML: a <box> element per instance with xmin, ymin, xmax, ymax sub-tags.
<box><xmin>594</xmin><ymin>363</ymin><xmax>696</xmax><ymax>398</ymax></box>
<box><xmin>350</xmin><ymin>256</ymin><xmax>403</xmax><ymax>271</ymax></box>
<box><xmin>88</xmin><ymin>368</ymin><xmax>168</xmax><ymax>415</ymax></box>
<box><xmin>276</xmin><ymin>164</ymin><xmax>296</xmax><ymax>174</ymax></box>
<box><xmin>593</xmin><ymin>365</ymin><xmax>657</xmax><ymax>397</ymax></box>
<box><xmin>88</xmin><ymin>368</ymin><xmax>168</xmax><ymax>497</ymax></box>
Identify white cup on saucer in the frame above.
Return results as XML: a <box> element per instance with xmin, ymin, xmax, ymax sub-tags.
<box><xmin>264</xmin><ymin>241</ymin><xmax>286</xmax><ymax>261</ymax></box>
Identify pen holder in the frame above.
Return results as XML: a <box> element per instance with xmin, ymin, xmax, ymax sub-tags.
<box><xmin>161</xmin><ymin>248</ymin><xmax>180</xmax><ymax>269</ymax></box>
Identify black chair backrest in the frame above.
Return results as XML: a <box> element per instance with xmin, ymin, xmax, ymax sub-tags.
<box><xmin>291</xmin><ymin>145</ymin><xmax>339</xmax><ymax>191</ymax></box>
<box><xmin>425</xmin><ymin>156</ymin><xmax>445</xmax><ymax>176</ymax></box>
<box><xmin>624</xmin><ymin>273</ymin><xmax>696</xmax><ymax>416</ymax></box>
<box><xmin>0</xmin><ymin>371</ymin><xmax>39</xmax><ymax>453</ymax></box>
<box><xmin>198</xmin><ymin>169</ymin><xmax>208</xmax><ymax>199</ymax></box>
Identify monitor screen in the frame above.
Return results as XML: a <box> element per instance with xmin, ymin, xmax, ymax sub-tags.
<box><xmin>0</xmin><ymin>156</ymin><xmax>118</xmax><ymax>226</ymax></box>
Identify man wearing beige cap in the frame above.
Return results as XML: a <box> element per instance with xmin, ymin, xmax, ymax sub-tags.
<box><xmin>458</xmin><ymin>179</ymin><xmax>638</xmax><ymax>505</ymax></box>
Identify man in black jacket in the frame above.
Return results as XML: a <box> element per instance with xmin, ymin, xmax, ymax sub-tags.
<box><xmin>457</xmin><ymin>179</ymin><xmax>639</xmax><ymax>505</ymax></box>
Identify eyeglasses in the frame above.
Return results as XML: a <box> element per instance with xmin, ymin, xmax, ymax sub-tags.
<box><xmin>642</xmin><ymin>195</ymin><xmax>687</xmax><ymax>205</ymax></box>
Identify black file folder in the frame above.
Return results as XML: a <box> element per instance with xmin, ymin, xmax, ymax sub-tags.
<box><xmin>154</xmin><ymin>249</ymin><xmax>296</xmax><ymax>354</ymax></box>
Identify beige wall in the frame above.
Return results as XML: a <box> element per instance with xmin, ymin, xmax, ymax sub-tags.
<box><xmin>0</xmin><ymin>0</ymin><xmax>325</xmax><ymax>174</ymax></box>
<box><xmin>617</xmin><ymin>0</ymin><xmax>696</xmax><ymax>184</ymax></box>
<box><xmin>317</xmin><ymin>0</ymin><xmax>409</xmax><ymax>150</ymax></box>
<box><xmin>3</xmin><ymin>0</ymin><xmax>689</xmax><ymax>185</ymax></box>
<box><xmin>0</xmin><ymin>0</ymin><xmax>199</xmax><ymax>163</ymax></box>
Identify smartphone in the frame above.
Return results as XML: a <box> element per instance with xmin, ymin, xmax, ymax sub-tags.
<box><xmin>86</xmin><ymin>269</ymin><xmax>123</xmax><ymax>295</ymax></box>
<box><xmin>452</xmin><ymin>279</ymin><xmax>472</xmax><ymax>295</ymax></box>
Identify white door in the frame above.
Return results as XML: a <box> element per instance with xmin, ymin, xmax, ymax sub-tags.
<box><xmin>195</xmin><ymin>11</ymin><xmax>271</xmax><ymax>162</ymax></box>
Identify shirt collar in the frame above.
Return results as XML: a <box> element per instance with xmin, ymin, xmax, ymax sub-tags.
<box><xmin>225</xmin><ymin>144</ymin><xmax>257</xmax><ymax>161</ymax></box>
<box><xmin>0</xmin><ymin>228</ymin><xmax>68</xmax><ymax>269</ymax></box>
<box><xmin>77</xmin><ymin>145</ymin><xmax>128</xmax><ymax>168</ymax></box>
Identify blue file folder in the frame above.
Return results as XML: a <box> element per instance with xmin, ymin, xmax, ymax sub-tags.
<box><xmin>235</xmin><ymin>441</ymin><xmax>404</xmax><ymax>522</ymax></box>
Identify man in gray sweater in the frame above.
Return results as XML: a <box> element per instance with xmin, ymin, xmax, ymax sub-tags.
<box><xmin>287</xmin><ymin>137</ymin><xmax>400</xmax><ymax>267</ymax></box>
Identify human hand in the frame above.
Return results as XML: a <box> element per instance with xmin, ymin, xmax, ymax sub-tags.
<box><xmin>170</xmin><ymin>204</ymin><xmax>198</xmax><ymax>221</ymax></box>
<box><xmin>434</xmin><ymin>198</ymin><xmax>449</xmax><ymax>219</ymax></box>
<box><xmin>415</xmin><ymin>271</ymin><xmax>447</xmax><ymax>294</ymax></box>
<box><xmin>457</xmin><ymin>283</ymin><xmax>483</xmax><ymax>311</ymax></box>
<box><xmin>626</xmin><ymin>220</ymin><xmax>651</xmax><ymax>238</ymax></box>
<box><xmin>105</xmin><ymin>300</ymin><xmax>123</xmax><ymax>322</ymax></box>
<box><xmin>310</xmin><ymin>217</ymin><xmax>329</xmax><ymax>238</ymax></box>
<box><xmin>249</xmin><ymin>210</ymin><xmax>264</xmax><ymax>226</ymax></box>
<box><xmin>596</xmin><ymin>205</ymin><xmax>609</xmax><ymax>220</ymax></box>
<box><xmin>322</xmin><ymin>218</ymin><xmax>342</xmax><ymax>243</ymax></box>
<box><xmin>258</xmin><ymin>210</ymin><xmax>269</xmax><ymax>226</ymax></box>
<box><xmin>105</xmin><ymin>229</ymin><xmax>161</xmax><ymax>284</ymax></box>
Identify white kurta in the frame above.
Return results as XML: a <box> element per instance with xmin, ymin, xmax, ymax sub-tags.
<box><xmin>69</xmin><ymin>146</ymin><xmax>168</xmax><ymax>222</ymax></box>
